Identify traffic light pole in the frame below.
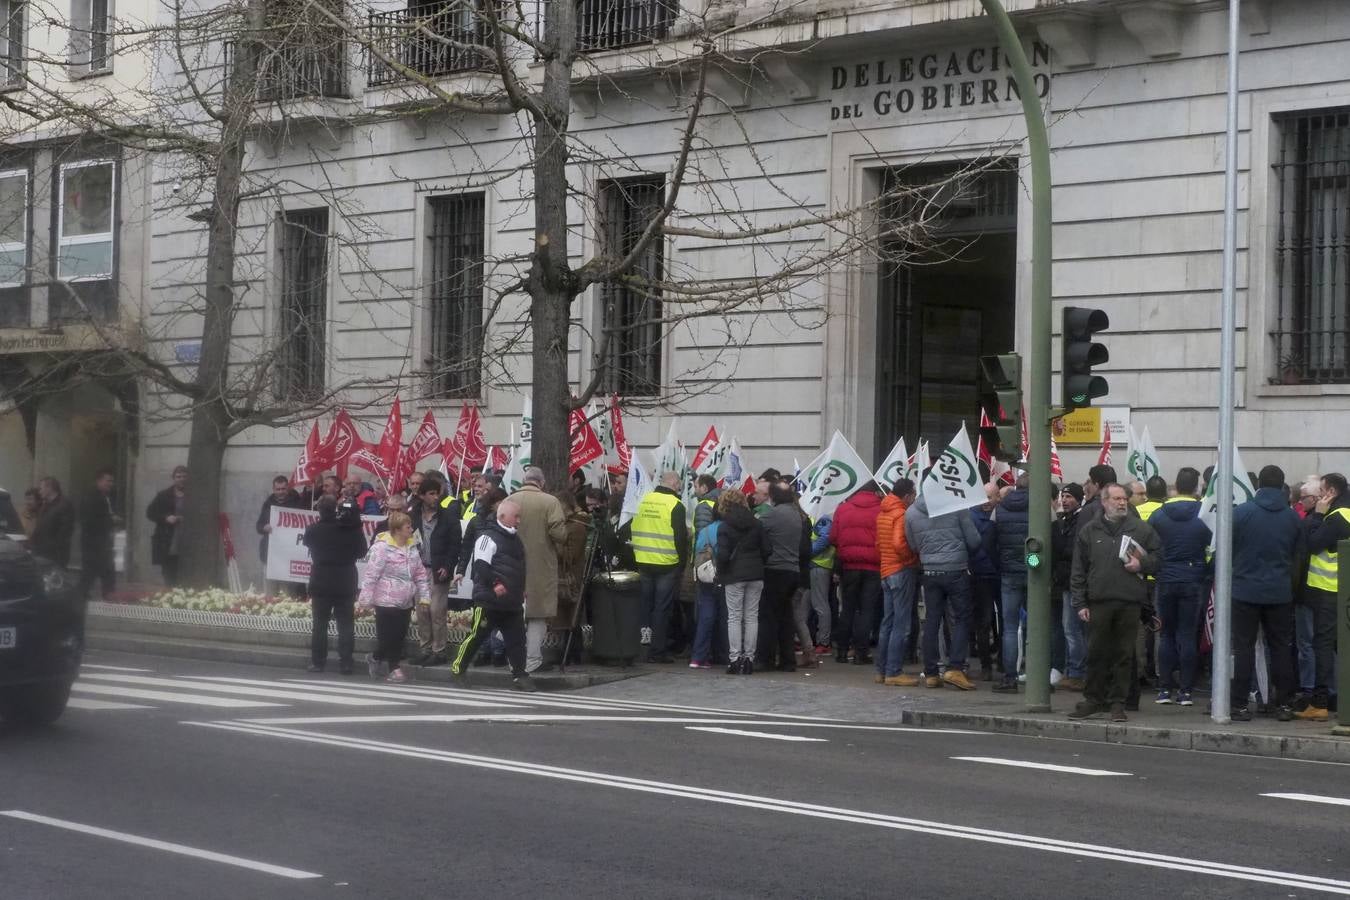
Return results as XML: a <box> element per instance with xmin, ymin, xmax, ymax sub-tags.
<box><xmin>978</xmin><ymin>0</ymin><xmax>1053</xmax><ymax>712</ymax></box>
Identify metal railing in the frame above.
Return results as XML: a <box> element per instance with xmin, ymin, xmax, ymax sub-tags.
<box><xmin>367</xmin><ymin>4</ymin><xmax>492</xmax><ymax>87</ymax></box>
<box><xmin>223</xmin><ymin>38</ymin><xmax>349</xmax><ymax>102</ymax></box>
<box><xmin>576</xmin><ymin>0</ymin><xmax>676</xmax><ymax>53</ymax></box>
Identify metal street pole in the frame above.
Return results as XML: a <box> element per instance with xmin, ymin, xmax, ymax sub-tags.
<box><xmin>1212</xmin><ymin>0</ymin><xmax>1241</xmax><ymax>725</ymax></box>
<box><xmin>978</xmin><ymin>0</ymin><xmax>1052</xmax><ymax>711</ymax></box>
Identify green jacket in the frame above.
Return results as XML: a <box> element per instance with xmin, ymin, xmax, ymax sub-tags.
<box><xmin>1070</xmin><ymin>513</ymin><xmax>1161</xmax><ymax>610</ymax></box>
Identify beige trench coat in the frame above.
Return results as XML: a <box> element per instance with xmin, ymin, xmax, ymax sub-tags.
<box><xmin>509</xmin><ymin>484</ymin><xmax>567</xmax><ymax>619</ymax></box>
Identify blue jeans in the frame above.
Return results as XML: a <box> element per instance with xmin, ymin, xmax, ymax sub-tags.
<box><xmin>1295</xmin><ymin>601</ymin><xmax>1316</xmax><ymax>693</ymax></box>
<box><xmin>877</xmin><ymin>569</ymin><xmax>917</xmax><ymax>677</ymax></box>
<box><xmin>1062</xmin><ymin>591</ymin><xmax>1087</xmax><ymax>679</ymax></box>
<box><xmin>1155</xmin><ymin>582</ymin><xmax>1204</xmax><ymax>691</ymax></box>
<box><xmin>1000</xmin><ymin>578</ymin><xmax>1028</xmax><ymax>680</ymax></box>
<box><xmin>640</xmin><ymin>567</ymin><xmax>682</xmax><ymax>658</ymax></box>
<box><xmin>921</xmin><ymin>570</ymin><xmax>972</xmax><ymax>675</ymax></box>
<box><xmin>692</xmin><ymin>582</ymin><xmax>720</xmax><ymax>663</ymax></box>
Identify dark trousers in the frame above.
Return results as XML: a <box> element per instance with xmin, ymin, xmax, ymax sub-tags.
<box><xmin>452</xmin><ymin>605</ymin><xmax>527</xmax><ymax>678</ymax></box>
<box><xmin>921</xmin><ymin>570</ymin><xmax>973</xmax><ymax>675</ymax></box>
<box><xmin>758</xmin><ymin>570</ymin><xmax>799</xmax><ymax>669</ymax></box>
<box><xmin>1232</xmin><ymin>601</ymin><xmax>1296</xmax><ymax>708</ymax></box>
<box><xmin>971</xmin><ymin>575</ymin><xmax>1001</xmax><ymax>671</ymax></box>
<box><xmin>837</xmin><ymin>568</ymin><xmax>880</xmax><ymax>658</ymax></box>
<box><xmin>311</xmin><ymin>593</ymin><xmax>355</xmax><ymax>667</ymax></box>
<box><xmin>79</xmin><ymin>552</ymin><xmax>116</xmax><ymax>600</ymax></box>
<box><xmin>161</xmin><ymin>556</ymin><xmax>180</xmax><ymax>587</ymax></box>
<box><xmin>640</xmin><ymin>567</ymin><xmax>681</xmax><ymax>659</ymax></box>
<box><xmin>1083</xmin><ymin>600</ymin><xmax>1138</xmax><ymax>707</ymax></box>
<box><xmin>1304</xmin><ymin>587</ymin><xmax>1338</xmax><ymax>702</ymax></box>
<box><xmin>1155</xmin><ymin>582</ymin><xmax>1205</xmax><ymax>692</ymax></box>
<box><xmin>373</xmin><ymin>607</ymin><xmax>412</xmax><ymax>669</ymax></box>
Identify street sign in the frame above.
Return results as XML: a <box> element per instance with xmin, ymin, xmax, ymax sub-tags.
<box><xmin>1052</xmin><ymin>406</ymin><xmax>1130</xmax><ymax>445</ymax></box>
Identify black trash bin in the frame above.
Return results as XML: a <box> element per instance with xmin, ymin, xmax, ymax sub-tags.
<box><xmin>588</xmin><ymin>570</ymin><xmax>641</xmax><ymax>666</ymax></box>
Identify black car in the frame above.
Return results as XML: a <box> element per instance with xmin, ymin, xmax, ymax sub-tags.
<box><xmin>0</xmin><ymin>536</ymin><xmax>83</xmax><ymax>724</ymax></box>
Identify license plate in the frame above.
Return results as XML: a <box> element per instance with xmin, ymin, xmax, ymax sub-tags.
<box><xmin>0</xmin><ymin>627</ymin><xmax>14</xmax><ymax>649</ymax></box>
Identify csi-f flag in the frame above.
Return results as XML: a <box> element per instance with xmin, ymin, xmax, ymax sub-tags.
<box><xmin>875</xmin><ymin>437</ymin><xmax>908</xmax><ymax>491</ymax></box>
<box><xmin>798</xmin><ymin>431</ymin><xmax>874</xmax><ymax>521</ymax></box>
<box><xmin>904</xmin><ymin>441</ymin><xmax>931</xmax><ymax>484</ymax></box>
<box><xmin>920</xmin><ymin>425</ymin><xmax>987</xmax><ymax>517</ymax></box>
<box><xmin>1199</xmin><ymin>445</ymin><xmax>1255</xmax><ymax>545</ymax></box>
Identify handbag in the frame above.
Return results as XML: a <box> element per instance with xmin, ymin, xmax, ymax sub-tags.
<box><xmin>695</xmin><ymin>558</ymin><xmax>717</xmax><ymax>584</ymax></box>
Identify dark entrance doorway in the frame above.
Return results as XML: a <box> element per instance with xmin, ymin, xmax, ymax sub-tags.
<box><xmin>875</xmin><ymin>163</ymin><xmax>1018</xmax><ymax>458</ymax></box>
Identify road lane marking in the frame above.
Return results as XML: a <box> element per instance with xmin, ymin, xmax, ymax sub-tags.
<box><xmin>187</xmin><ymin>721</ymin><xmax>1350</xmax><ymax>895</ymax></box>
<box><xmin>67</xmin><ymin>698</ymin><xmax>153</xmax><ymax>711</ymax></box>
<box><xmin>686</xmin><ymin>727</ymin><xmax>827</xmax><ymax>742</ymax></box>
<box><xmin>81</xmin><ymin>674</ymin><xmax>410</xmax><ymax>707</ymax></box>
<box><xmin>1262</xmin><ymin>792</ymin><xmax>1350</xmax><ymax>808</ymax></box>
<box><xmin>227</xmin><ymin>713</ymin><xmax>978</xmax><ymax>733</ymax></box>
<box><xmin>191</xmin><ymin>677</ymin><xmax>555</xmax><ymax>710</ymax></box>
<box><xmin>951</xmin><ymin>757</ymin><xmax>1133</xmax><ymax>777</ymax></box>
<box><xmin>71</xmin><ymin>684</ymin><xmax>284</xmax><ymax>708</ymax></box>
<box><xmin>0</xmin><ymin>810</ymin><xmax>321</xmax><ymax>879</ymax></box>
<box><xmin>81</xmin><ymin>664</ymin><xmax>154</xmax><ymax>673</ymax></box>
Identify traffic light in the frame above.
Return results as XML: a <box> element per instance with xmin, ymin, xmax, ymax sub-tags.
<box><xmin>978</xmin><ymin>353</ymin><xmax>1022</xmax><ymax>463</ymax></box>
<box><xmin>1062</xmin><ymin>306</ymin><xmax>1109</xmax><ymax>410</ymax></box>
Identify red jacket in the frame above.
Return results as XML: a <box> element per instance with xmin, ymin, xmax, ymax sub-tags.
<box><xmin>830</xmin><ymin>491</ymin><xmax>882</xmax><ymax>571</ymax></box>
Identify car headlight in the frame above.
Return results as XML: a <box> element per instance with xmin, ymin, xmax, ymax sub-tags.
<box><xmin>42</xmin><ymin>568</ymin><xmax>66</xmax><ymax>595</ymax></box>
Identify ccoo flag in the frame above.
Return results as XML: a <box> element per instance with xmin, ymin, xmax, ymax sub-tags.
<box><xmin>798</xmin><ymin>431</ymin><xmax>874</xmax><ymax>521</ymax></box>
<box><xmin>920</xmin><ymin>425</ymin><xmax>987</xmax><ymax>517</ymax></box>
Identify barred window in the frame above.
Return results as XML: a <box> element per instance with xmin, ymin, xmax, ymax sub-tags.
<box><xmin>598</xmin><ymin>176</ymin><xmax>664</xmax><ymax>397</ymax></box>
<box><xmin>277</xmin><ymin>208</ymin><xmax>328</xmax><ymax>400</ymax></box>
<box><xmin>425</xmin><ymin>193</ymin><xmax>485</xmax><ymax>398</ymax></box>
<box><xmin>576</xmin><ymin>0</ymin><xmax>676</xmax><ymax>53</ymax></box>
<box><xmin>1272</xmin><ymin>109</ymin><xmax>1350</xmax><ymax>384</ymax></box>
<box><xmin>1</xmin><ymin>0</ymin><xmax>24</xmax><ymax>87</ymax></box>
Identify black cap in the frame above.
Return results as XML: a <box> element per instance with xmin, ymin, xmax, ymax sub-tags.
<box><xmin>1061</xmin><ymin>482</ymin><xmax>1085</xmax><ymax>504</ymax></box>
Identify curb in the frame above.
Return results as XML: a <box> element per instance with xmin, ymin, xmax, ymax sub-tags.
<box><xmin>85</xmin><ymin>631</ymin><xmax>647</xmax><ymax>693</ymax></box>
<box><xmin>901</xmin><ymin>708</ymin><xmax>1350</xmax><ymax>764</ymax></box>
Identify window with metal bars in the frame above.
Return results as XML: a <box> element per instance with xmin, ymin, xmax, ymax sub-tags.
<box><xmin>425</xmin><ymin>194</ymin><xmax>485</xmax><ymax>398</ymax></box>
<box><xmin>1</xmin><ymin>0</ymin><xmax>24</xmax><ymax>87</ymax></box>
<box><xmin>276</xmin><ymin>209</ymin><xmax>328</xmax><ymax>400</ymax></box>
<box><xmin>598</xmin><ymin>176</ymin><xmax>664</xmax><ymax>397</ymax></box>
<box><xmin>576</xmin><ymin>0</ymin><xmax>676</xmax><ymax>52</ymax></box>
<box><xmin>88</xmin><ymin>0</ymin><xmax>109</xmax><ymax>73</ymax></box>
<box><xmin>1272</xmin><ymin>109</ymin><xmax>1350</xmax><ymax>385</ymax></box>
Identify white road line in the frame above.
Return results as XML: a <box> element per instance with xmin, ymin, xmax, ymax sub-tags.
<box><xmin>187</xmin><ymin>721</ymin><xmax>1350</xmax><ymax>895</ymax></box>
<box><xmin>951</xmin><ymin>757</ymin><xmax>1134</xmax><ymax>777</ymax></box>
<box><xmin>1262</xmin><ymin>792</ymin><xmax>1350</xmax><ymax>808</ymax></box>
<box><xmin>187</xmin><ymin>677</ymin><xmax>519</xmax><ymax>709</ymax></box>
<box><xmin>71</xmin><ymin>684</ymin><xmax>284</xmax><ymax>709</ymax></box>
<box><xmin>67</xmin><ymin>698</ymin><xmax>153</xmax><ymax>711</ymax></box>
<box><xmin>80</xmin><ymin>664</ymin><xmax>154</xmax><ymax>673</ymax></box>
<box><xmin>274</xmin><ymin>678</ymin><xmax>646</xmax><ymax>713</ymax></box>
<box><xmin>81</xmin><ymin>674</ymin><xmax>409</xmax><ymax>707</ymax></box>
<box><xmin>0</xmin><ymin>810</ymin><xmax>321</xmax><ymax>880</ymax></box>
<box><xmin>436</xmin><ymin>685</ymin><xmax>846</xmax><ymax>721</ymax></box>
<box><xmin>686</xmin><ymin>726</ymin><xmax>827</xmax><ymax>742</ymax></box>
<box><xmin>228</xmin><ymin>712</ymin><xmax>979</xmax><ymax>732</ymax></box>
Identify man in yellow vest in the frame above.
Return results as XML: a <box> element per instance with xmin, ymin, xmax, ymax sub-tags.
<box><xmin>626</xmin><ymin>471</ymin><xmax>689</xmax><ymax>664</ymax></box>
<box><xmin>1299</xmin><ymin>472</ymin><xmax>1349</xmax><ymax>721</ymax></box>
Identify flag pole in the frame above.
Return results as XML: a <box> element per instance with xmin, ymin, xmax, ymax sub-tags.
<box><xmin>1212</xmin><ymin>0</ymin><xmax>1241</xmax><ymax>725</ymax></box>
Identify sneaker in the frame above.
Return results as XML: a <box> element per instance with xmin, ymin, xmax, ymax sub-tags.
<box><xmin>742</xmin><ymin>658</ymin><xmax>754</xmax><ymax>676</ymax></box>
<box><xmin>1295</xmin><ymin>705</ymin><xmax>1329</xmax><ymax>722</ymax></box>
<box><xmin>386</xmin><ymin>667</ymin><xmax>408</xmax><ymax>684</ymax></box>
<box><xmin>306</xmin><ymin>663</ymin><xmax>325</xmax><ymax>674</ymax></box>
<box><xmin>924</xmin><ymin>675</ymin><xmax>943</xmax><ymax>688</ymax></box>
<box><xmin>1057</xmin><ymin>677</ymin><xmax>1085</xmax><ymax>692</ymax></box>
<box><xmin>726</xmin><ymin>659</ymin><xmax>743</xmax><ymax>675</ymax></box>
<box><xmin>513</xmin><ymin>675</ymin><xmax>540</xmax><ymax>693</ymax></box>
<box><xmin>813</xmin><ymin>645</ymin><xmax>831</xmax><ymax>657</ymax></box>
<box><xmin>884</xmin><ymin>674</ymin><xmax>920</xmax><ymax>687</ymax></box>
<box><xmin>689</xmin><ymin>660</ymin><xmax>713</xmax><ymax>669</ymax></box>
<box><xmin>1176</xmin><ymin>690</ymin><xmax>1193</xmax><ymax>707</ymax></box>
<box><xmin>942</xmin><ymin>669</ymin><xmax>977</xmax><ymax>691</ymax></box>
<box><xmin>992</xmin><ymin>678</ymin><xmax>1018</xmax><ymax>694</ymax></box>
<box><xmin>1276</xmin><ymin>705</ymin><xmax>1294</xmax><ymax>722</ymax></box>
<box><xmin>1155</xmin><ymin>690</ymin><xmax>1172</xmax><ymax>705</ymax></box>
<box><xmin>1230</xmin><ymin>706</ymin><xmax>1253</xmax><ymax>721</ymax></box>
<box><xmin>640</xmin><ymin>627</ymin><xmax>652</xmax><ymax>646</ymax></box>
<box><xmin>1109</xmin><ymin>703</ymin><xmax>1128</xmax><ymax>723</ymax></box>
<box><xmin>1067</xmin><ymin>701</ymin><xmax>1100</xmax><ymax>719</ymax></box>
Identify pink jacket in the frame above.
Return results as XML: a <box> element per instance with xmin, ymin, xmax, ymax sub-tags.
<box><xmin>358</xmin><ymin>534</ymin><xmax>431</xmax><ymax>610</ymax></box>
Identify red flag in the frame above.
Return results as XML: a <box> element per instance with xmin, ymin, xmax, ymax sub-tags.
<box><xmin>487</xmin><ymin>445</ymin><xmax>510</xmax><ymax>472</ymax></box>
<box><xmin>690</xmin><ymin>426</ymin><xmax>720</xmax><ymax>472</ymax></box>
<box><xmin>319</xmin><ymin>409</ymin><xmax>361</xmax><ymax>480</ymax></box>
<box><xmin>1097</xmin><ymin>422</ymin><xmax>1113</xmax><ymax>467</ymax></box>
<box><xmin>609</xmin><ymin>395</ymin><xmax>632</xmax><ymax>474</ymax></box>
<box><xmin>445</xmin><ymin>405</ymin><xmax>489</xmax><ymax>471</ymax></box>
<box><xmin>293</xmin><ymin>421</ymin><xmax>323</xmax><ymax>485</ymax></box>
<box><xmin>349</xmin><ymin>439</ymin><xmax>392</xmax><ymax>484</ymax></box>
<box><xmin>568</xmin><ymin>408</ymin><xmax>604</xmax><ymax>473</ymax></box>
<box><xmin>1019</xmin><ymin>403</ymin><xmax>1030</xmax><ymax>463</ymax></box>
<box><xmin>405</xmin><ymin>410</ymin><xmax>443</xmax><ymax>466</ymax></box>
<box><xmin>1050</xmin><ymin>435</ymin><xmax>1063</xmax><ymax>480</ymax></box>
<box><xmin>374</xmin><ymin>398</ymin><xmax>403</xmax><ymax>478</ymax></box>
<box><xmin>976</xmin><ymin>410</ymin><xmax>995</xmax><ymax>473</ymax></box>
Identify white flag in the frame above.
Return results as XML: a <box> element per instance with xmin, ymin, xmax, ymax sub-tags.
<box><xmin>875</xmin><ymin>437</ymin><xmax>909</xmax><ymax>491</ymax></box>
<box><xmin>1199</xmin><ymin>445</ymin><xmax>1256</xmax><ymax>544</ymax></box>
<box><xmin>619</xmin><ymin>453</ymin><xmax>652</xmax><ymax>528</ymax></box>
<box><xmin>798</xmin><ymin>431</ymin><xmax>874</xmax><ymax>521</ymax></box>
<box><xmin>517</xmin><ymin>398</ymin><xmax>533</xmax><ymax>470</ymax></box>
<box><xmin>905</xmin><ymin>440</ymin><xmax>931</xmax><ymax>486</ymax></box>
<box><xmin>1125</xmin><ymin>426</ymin><xmax>1161</xmax><ymax>483</ymax></box>
<box><xmin>920</xmin><ymin>425</ymin><xmax>987</xmax><ymax>517</ymax></box>
<box><xmin>584</xmin><ymin>400</ymin><xmax>613</xmax><ymax>489</ymax></box>
<box><xmin>1140</xmin><ymin>427</ymin><xmax>1162</xmax><ymax>481</ymax></box>
<box><xmin>651</xmin><ymin>421</ymin><xmax>682</xmax><ymax>479</ymax></box>
<box><xmin>502</xmin><ymin>447</ymin><xmax>525</xmax><ymax>494</ymax></box>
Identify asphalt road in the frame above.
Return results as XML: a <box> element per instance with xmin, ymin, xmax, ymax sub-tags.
<box><xmin>3</xmin><ymin>650</ymin><xmax>1349</xmax><ymax>900</ymax></box>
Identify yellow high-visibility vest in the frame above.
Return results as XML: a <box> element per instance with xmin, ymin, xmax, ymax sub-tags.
<box><xmin>810</xmin><ymin>517</ymin><xmax>835</xmax><ymax>568</ymax></box>
<box><xmin>631</xmin><ymin>491</ymin><xmax>680</xmax><ymax>565</ymax></box>
<box><xmin>1137</xmin><ymin>500</ymin><xmax>1163</xmax><ymax>522</ymax></box>
<box><xmin>1306</xmin><ymin>507</ymin><xmax>1350</xmax><ymax>592</ymax></box>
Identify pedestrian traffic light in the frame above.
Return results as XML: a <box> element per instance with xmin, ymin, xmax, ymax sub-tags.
<box><xmin>1062</xmin><ymin>306</ymin><xmax>1110</xmax><ymax>410</ymax></box>
<box><xmin>978</xmin><ymin>353</ymin><xmax>1022</xmax><ymax>464</ymax></box>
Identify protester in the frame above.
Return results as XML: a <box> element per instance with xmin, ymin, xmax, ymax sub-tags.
<box><xmin>971</xmin><ymin>481</ymin><xmax>1003</xmax><ymax>685</ymax></box>
<box><xmin>875</xmin><ymin>477</ymin><xmax>920</xmax><ymax>686</ymax></box>
<box><xmin>1052</xmin><ymin>483</ymin><xmax>1086</xmax><ymax>692</ymax></box>
<box><xmin>1229</xmin><ymin>465</ymin><xmax>1301</xmax><ymax>721</ymax></box>
<box><xmin>358</xmin><ymin>511</ymin><xmax>429</xmax><ymax>684</ymax></box>
<box><xmin>147</xmin><ymin>466</ymin><xmax>188</xmax><ymax>586</ymax></box>
<box><xmin>410</xmin><ymin>477</ymin><xmax>461</xmax><ymax>667</ymax></box>
<box><xmin>690</xmin><ymin>495</ymin><xmax>722</xmax><ymax>669</ymax></box>
<box><xmin>1069</xmin><ymin>483</ymin><xmax>1161</xmax><ymax>722</ymax></box>
<box><xmin>78</xmin><ymin>469</ymin><xmax>120</xmax><ymax>600</ymax></box>
<box><xmin>994</xmin><ymin>474</ymin><xmax>1033</xmax><ymax>692</ymax></box>
<box><xmin>303</xmin><ymin>496</ymin><xmax>369</xmax><ymax>674</ymax></box>
<box><xmin>1295</xmin><ymin>478</ymin><xmax>1319</xmax><ymax>520</ymax></box>
<box><xmin>716</xmin><ymin>489</ymin><xmax>768</xmax><ymax>674</ymax></box>
<box><xmin>405</xmin><ymin>471</ymin><xmax>424</xmax><ymax>502</ymax></box>
<box><xmin>807</xmin><ymin>511</ymin><xmax>835</xmax><ymax>657</ymax></box>
<box><xmin>1146</xmin><ymin>467</ymin><xmax>1210</xmax><ymax>706</ymax></box>
<box><xmin>1297</xmin><ymin>472</ymin><xmax>1349</xmax><ymax>721</ymax></box>
<box><xmin>830</xmin><ymin>483</ymin><xmax>882</xmax><ymax>665</ymax></box>
<box><xmin>30</xmin><ymin>476</ymin><xmax>75</xmax><ymax>568</ymax></box>
<box><xmin>905</xmin><ymin>472</ymin><xmax>982</xmax><ymax>690</ymax></box>
<box><xmin>752</xmin><ymin>478</ymin><xmax>772</xmax><ymax>518</ymax></box>
<box><xmin>450</xmin><ymin>498</ymin><xmax>538</xmax><ymax>692</ymax></box>
<box><xmin>626</xmin><ymin>470</ymin><xmax>688</xmax><ymax>665</ymax></box>
<box><xmin>256</xmin><ymin>475</ymin><xmax>303</xmax><ymax>575</ymax></box>
<box><xmin>511</xmin><ymin>467</ymin><xmax>567</xmax><ymax>673</ymax></box>
<box><xmin>553</xmin><ymin>490</ymin><xmax>591</xmax><ymax>660</ymax></box>
<box><xmin>693</xmin><ymin>474</ymin><xmax>721</xmax><ymax>538</ymax></box>
<box><xmin>344</xmin><ymin>478</ymin><xmax>381</xmax><ymax>515</ymax></box>
<box><xmin>759</xmin><ymin>483</ymin><xmax>807</xmax><ymax>671</ymax></box>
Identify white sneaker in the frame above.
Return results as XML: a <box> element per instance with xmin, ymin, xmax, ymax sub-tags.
<box><xmin>386</xmin><ymin>667</ymin><xmax>408</xmax><ymax>684</ymax></box>
<box><xmin>640</xmin><ymin>627</ymin><xmax>652</xmax><ymax>646</ymax></box>
<box><xmin>1050</xmin><ymin>668</ymin><xmax>1064</xmax><ymax>685</ymax></box>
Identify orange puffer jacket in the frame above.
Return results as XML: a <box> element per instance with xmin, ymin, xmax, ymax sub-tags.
<box><xmin>876</xmin><ymin>493</ymin><xmax>919</xmax><ymax>578</ymax></box>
